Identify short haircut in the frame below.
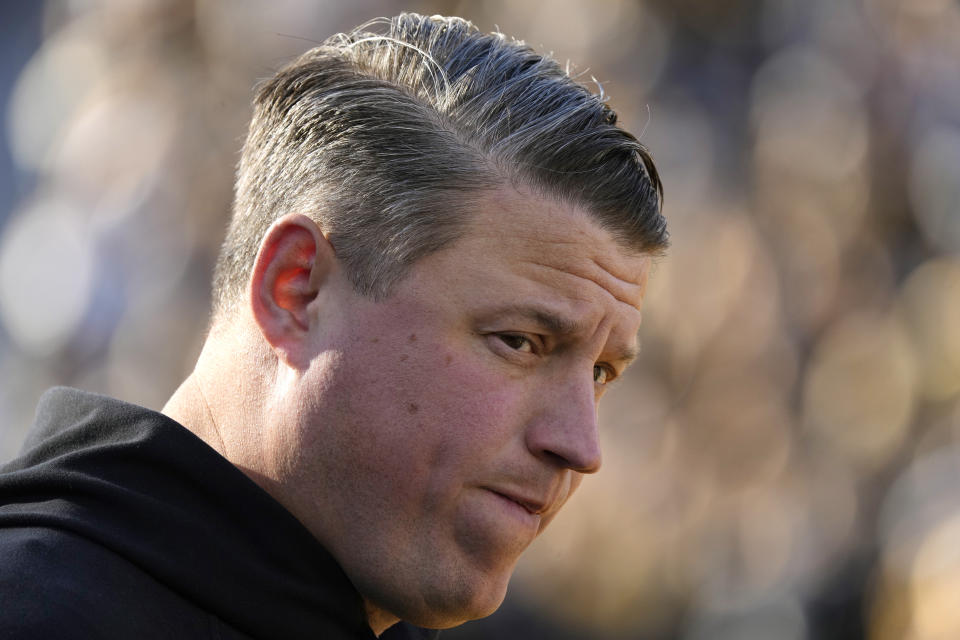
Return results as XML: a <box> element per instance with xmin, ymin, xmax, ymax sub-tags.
<box><xmin>212</xmin><ymin>12</ymin><xmax>667</xmax><ymax>318</ymax></box>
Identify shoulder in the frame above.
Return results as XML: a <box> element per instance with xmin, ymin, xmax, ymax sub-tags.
<box><xmin>0</xmin><ymin>526</ymin><xmax>224</xmax><ymax>639</ymax></box>
<box><xmin>0</xmin><ymin>527</ymin><xmax>112</xmax><ymax>638</ymax></box>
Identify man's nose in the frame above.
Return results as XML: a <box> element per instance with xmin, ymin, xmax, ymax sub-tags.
<box><xmin>524</xmin><ymin>374</ymin><xmax>602</xmax><ymax>473</ymax></box>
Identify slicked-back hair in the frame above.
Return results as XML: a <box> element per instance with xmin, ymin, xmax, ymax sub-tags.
<box><xmin>212</xmin><ymin>12</ymin><xmax>667</xmax><ymax>318</ymax></box>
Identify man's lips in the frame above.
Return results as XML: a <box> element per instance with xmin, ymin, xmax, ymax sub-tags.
<box><xmin>488</xmin><ymin>489</ymin><xmax>549</xmax><ymax>516</ymax></box>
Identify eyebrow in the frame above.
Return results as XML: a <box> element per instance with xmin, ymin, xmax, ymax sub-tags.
<box><xmin>491</xmin><ymin>304</ymin><xmax>641</xmax><ymax>365</ymax></box>
<box><xmin>517</xmin><ymin>306</ymin><xmax>583</xmax><ymax>336</ymax></box>
<box><xmin>618</xmin><ymin>342</ymin><xmax>641</xmax><ymax>366</ymax></box>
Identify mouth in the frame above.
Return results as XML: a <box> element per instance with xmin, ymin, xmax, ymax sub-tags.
<box><xmin>489</xmin><ymin>489</ymin><xmax>548</xmax><ymax>516</ymax></box>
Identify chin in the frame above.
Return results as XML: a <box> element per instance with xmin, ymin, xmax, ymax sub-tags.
<box><xmin>431</xmin><ymin>576</ymin><xmax>510</xmax><ymax>629</ymax></box>
<box><xmin>386</xmin><ymin>569</ymin><xmax>513</xmax><ymax>630</ymax></box>
<box><xmin>413</xmin><ymin>597</ymin><xmax>507</xmax><ymax>631</ymax></box>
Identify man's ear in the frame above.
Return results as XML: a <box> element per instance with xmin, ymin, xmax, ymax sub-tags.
<box><xmin>248</xmin><ymin>213</ymin><xmax>335</xmax><ymax>365</ymax></box>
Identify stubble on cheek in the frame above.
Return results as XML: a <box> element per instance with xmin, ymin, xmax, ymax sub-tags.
<box><xmin>440</xmin><ymin>489</ymin><xmax>531</xmax><ymax>622</ymax></box>
<box><xmin>453</xmin><ymin>499</ymin><xmax>533</xmax><ymax>562</ymax></box>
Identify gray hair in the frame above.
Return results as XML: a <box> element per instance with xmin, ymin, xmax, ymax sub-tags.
<box><xmin>212</xmin><ymin>12</ymin><xmax>667</xmax><ymax>318</ymax></box>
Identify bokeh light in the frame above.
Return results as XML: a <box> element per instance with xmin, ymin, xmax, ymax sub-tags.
<box><xmin>0</xmin><ymin>197</ymin><xmax>94</xmax><ymax>356</ymax></box>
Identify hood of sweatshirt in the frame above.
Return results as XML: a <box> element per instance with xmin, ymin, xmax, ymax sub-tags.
<box><xmin>0</xmin><ymin>387</ymin><xmax>436</xmax><ymax>640</ymax></box>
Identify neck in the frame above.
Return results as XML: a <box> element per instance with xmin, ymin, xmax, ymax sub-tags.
<box><xmin>164</xmin><ymin>315</ymin><xmax>405</xmax><ymax>637</ymax></box>
<box><xmin>162</xmin><ymin>371</ymin><xmax>226</xmax><ymax>456</ymax></box>
<box><xmin>161</xmin><ymin>314</ymin><xmax>272</xmax><ymax>468</ymax></box>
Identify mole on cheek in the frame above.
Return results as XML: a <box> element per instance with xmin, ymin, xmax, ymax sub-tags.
<box><xmin>407</xmin><ymin>403</ymin><xmax>419</xmax><ymax>414</ymax></box>
<box><xmin>408</xmin><ymin>333</ymin><xmax>417</xmax><ymax>343</ymax></box>
<box><xmin>445</xmin><ymin>354</ymin><xmax>453</xmax><ymax>366</ymax></box>
<box><xmin>400</xmin><ymin>354</ymin><xmax>409</xmax><ymax>362</ymax></box>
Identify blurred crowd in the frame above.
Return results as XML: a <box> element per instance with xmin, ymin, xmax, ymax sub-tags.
<box><xmin>2</xmin><ymin>1</ymin><xmax>958</xmax><ymax>639</ymax></box>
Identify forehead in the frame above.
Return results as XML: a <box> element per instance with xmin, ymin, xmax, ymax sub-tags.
<box><xmin>454</xmin><ymin>186</ymin><xmax>651</xmax><ymax>310</ymax></box>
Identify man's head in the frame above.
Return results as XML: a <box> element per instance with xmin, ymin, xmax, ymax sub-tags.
<box><xmin>212</xmin><ymin>12</ymin><xmax>666</xmax><ymax>317</ymax></box>
<box><xmin>191</xmin><ymin>12</ymin><xmax>667</xmax><ymax>634</ymax></box>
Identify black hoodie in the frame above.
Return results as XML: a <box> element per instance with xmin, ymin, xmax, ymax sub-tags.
<box><xmin>0</xmin><ymin>387</ymin><xmax>438</xmax><ymax>640</ymax></box>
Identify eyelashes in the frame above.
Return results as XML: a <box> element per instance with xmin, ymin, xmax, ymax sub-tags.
<box><xmin>493</xmin><ymin>333</ymin><xmax>617</xmax><ymax>386</ymax></box>
<box><xmin>497</xmin><ymin>333</ymin><xmax>536</xmax><ymax>353</ymax></box>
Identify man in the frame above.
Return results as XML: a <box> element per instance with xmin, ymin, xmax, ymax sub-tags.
<box><xmin>0</xmin><ymin>12</ymin><xmax>667</xmax><ymax>639</ymax></box>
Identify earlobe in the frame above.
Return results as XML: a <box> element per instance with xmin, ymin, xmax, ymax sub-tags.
<box><xmin>249</xmin><ymin>214</ymin><xmax>335</xmax><ymax>365</ymax></box>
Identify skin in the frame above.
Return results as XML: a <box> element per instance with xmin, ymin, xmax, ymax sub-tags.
<box><xmin>164</xmin><ymin>184</ymin><xmax>651</xmax><ymax>635</ymax></box>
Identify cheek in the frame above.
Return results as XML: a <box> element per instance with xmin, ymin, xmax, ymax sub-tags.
<box><xmin>399</xmin><ymin>347</ymin><xmax>523</xmax><ymax>447</ymax></box>
<box><xmin>319</xmin><ymin>327</ymin><xmax>531</xmax><ymax>491</ymax></box>
<box><xmin>359</xmin><ymin>344</ymin><xmax>527</xmax><ymax>495</ymax></box>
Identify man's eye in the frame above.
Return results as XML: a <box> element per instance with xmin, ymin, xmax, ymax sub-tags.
<box><xmin>499</xmin><ymin>334</ymin><xmax>534</xmax><ymax>353</ymax></box>
<box><xmin>593</xmin><ymin>364</ymin><xmax>612</xmax><ymax>385</ymax></box>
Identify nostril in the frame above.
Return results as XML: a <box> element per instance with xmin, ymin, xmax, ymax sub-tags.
<box><xmin>543</xmin><ymin>450</ymin><xmax>572</xmax><ymax>468</ymax></box>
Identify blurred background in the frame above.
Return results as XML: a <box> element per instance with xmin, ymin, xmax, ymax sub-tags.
<box><xmin>1</xmin><ymin>1</ymin><xmax>958</xmax><ymax>638</ymax></box>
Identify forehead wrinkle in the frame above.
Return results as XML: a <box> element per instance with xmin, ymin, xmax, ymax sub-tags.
<box><xmin>589</xmin><ymin>255</ymin><xmax>649</xmax><ymax>294</ymax></box>
<box><xmin>520</xmin><ymin>260</ymin><xmax>644</xmax><ymax>356</ymax></box>
<box><xmin>526</xmin><ymin>259</ymin><xmax>644</xmax><ymax>310</ymax></box>
<box><xmin>589</xmin><ymin>251</ymin><xmax>652</xmax><ymax>304</ymax></box>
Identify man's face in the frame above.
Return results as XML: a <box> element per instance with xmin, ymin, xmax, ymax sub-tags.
<box><xmin>275</xmin><ymin>186</ymin><xmax>651</xmax><ymax>628</ymax></box>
